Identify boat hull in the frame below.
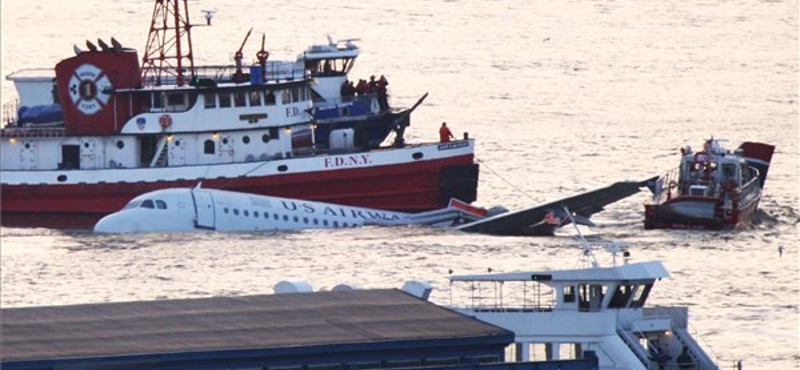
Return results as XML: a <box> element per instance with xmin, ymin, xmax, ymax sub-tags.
<box><xmin>1</xmin><ymin>141</ymin><xmax>478</xmax><ymax>229</ymax></box>
<box><xmin>644</xmin><ymin>195</ymin><xmax>760</xmax><ymax>230</ymax></box>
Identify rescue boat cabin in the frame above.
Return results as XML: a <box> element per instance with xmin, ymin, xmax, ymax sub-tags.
<box><xmin>1</xmin><ymin>46</ymin><xmax>320</xmax><ymax>172</ymax></box>
<box><xmin>674</xmin><ymin>143</ymin><xmax>760</xmax><ymax>198</ymax></box>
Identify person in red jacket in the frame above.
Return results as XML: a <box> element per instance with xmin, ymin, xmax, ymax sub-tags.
<box><xmin>439</xmin><ymin>122</ymin><xmax>454</xmax><ymax>143</ymax></box>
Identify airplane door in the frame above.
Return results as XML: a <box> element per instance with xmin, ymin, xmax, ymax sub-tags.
<box><xmin>192</xmin><ymin>189</ymin><xmax>215</xmax><ymax>229</ymax></box>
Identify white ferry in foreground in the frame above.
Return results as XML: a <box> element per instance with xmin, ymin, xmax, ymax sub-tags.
<box><xmin>0</xmin><ymin>0</ymin><xmax>478</xmax><ymax>229</ymax></box>
<box><xmin>445</xmin><ymin>250</ymin><xmax>729</xmax><ymax>370</ymax></box>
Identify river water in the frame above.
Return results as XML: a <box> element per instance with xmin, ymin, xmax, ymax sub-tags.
<box><xmin>1</xmin><ymin>0</ymin><xmax>798</xmax><ymax>368</ymax></box>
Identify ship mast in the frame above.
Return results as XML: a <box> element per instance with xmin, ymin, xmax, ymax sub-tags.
<box><xmin>141</xmin><ymin>0</ymin><xmax>196</xmax><ymax>86</ymax></box>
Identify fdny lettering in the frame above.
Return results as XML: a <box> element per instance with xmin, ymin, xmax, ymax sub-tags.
<box><xmin>323</xmin><ymin>154</ymin><xmax>372</xmax><ymax>168</ymax></box>
<box><xmin>278</xmin><ymin>200</ymin><xmax>401</xmax><ymax>221</ymax></box>
<box><xmin>285</xmin><ymin>107</ymin><xmax>301</xmax><ymax>117</ymax></box>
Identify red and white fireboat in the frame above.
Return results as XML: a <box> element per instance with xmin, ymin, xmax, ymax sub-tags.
<box><xmin>0</xmin><ymin>1</ymin><xmax>478</xmax><ymax>229</ymax></box>
<box><xmin>644</xmin><ymin>138</ymin><xmax>774</xmax><ymax>230</ymax></box>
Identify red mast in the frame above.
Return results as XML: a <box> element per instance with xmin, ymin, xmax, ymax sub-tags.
<box><xmin>141</xmin><ymin>0</ymin><xmax>196</xmax><ymax>86</ymax></box>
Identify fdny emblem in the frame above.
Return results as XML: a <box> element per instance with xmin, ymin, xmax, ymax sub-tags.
<box><xmin>136</xmin><ymin>117</ymin><xmax>146</xmax><ymax>130</ymax></box>
<box><xmin>68</xmin><ymin>63</ymin><xmax>112</xmax><ymax>115</ymax></box>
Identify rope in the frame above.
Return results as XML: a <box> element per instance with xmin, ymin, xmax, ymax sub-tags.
<box><xmin>475</xmin><ymin>156</ymin><xmax>537</xmax><ymax>202</ymax></box>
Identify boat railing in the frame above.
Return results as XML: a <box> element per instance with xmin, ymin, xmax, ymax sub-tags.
<box><xmin>648</xmin><ymin>306</ymin><xmax>721</xmax><ymax>370</ymax></box>
<box><xmin>448</xmin><ymin>280</ymin><xmax>556</xmax><ymax>312</ymax></box>
<box><xmin>2</xmin><ymin>98</ymin><xmax>20</xmax><ymax>127</ymax></box>
<box><xmin>651</xmin><ymin>167</ymin><xmax>681</xmax><ymax>204</ymax></box>
<box><xmin>141</xmin><ymin>62</ymin><xmax>307</xmax><ymax>87</ymax></box>
<box><xmin>0</xmin><ymin>126</ymin><xmax>66</xmax><ymax>138</ymax></box>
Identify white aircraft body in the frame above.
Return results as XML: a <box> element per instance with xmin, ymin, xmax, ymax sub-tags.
<box><xmin>93</xmin><ymin>186</ymin><xmax>487</xmax><ymax>233</ymax></box>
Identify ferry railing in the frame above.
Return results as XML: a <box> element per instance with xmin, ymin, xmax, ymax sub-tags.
<box><xmin>448</xmin><ymin>280</ymin><xmax>556</xmax><ymax>312</ymax></box>
<box><xmin>2</xmin><ymin>99</ymin><xmax>20</xmax><ymax>128</ymax></box>
<box><xmin>647</xmin><ymin>306</ymin><xmax>721</xmax><ymax>370</ymax></box>
<box><xmin>141</xmin><ymin>62</ymin><xmax>307</xmax><ymax>87</ymax></box>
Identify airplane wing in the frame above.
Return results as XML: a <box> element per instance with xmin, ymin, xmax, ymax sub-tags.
<box><xmin>456</xmin><ymin>178</ymin><xmax>655</xmax><ymax>236</ymax></box>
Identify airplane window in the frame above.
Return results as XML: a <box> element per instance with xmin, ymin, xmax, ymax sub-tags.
<box><xmin>244</xmin><ymin>210</ymin><xmax>249</xmax><ymax>217</ymax></box>
<box><xmin>263</xmin><ymin>212</ymin><xmax>269</xmax><ymax>218</ymax></box>
<box><xmin>303</xmin><ymin>217</ymin><xmax>309</xmax><ymax>224</ymax></box>
<box><xmin>313</xmin><ymin>218</ymin><xmax>319</xmax><ymax>225</ymax></box>
<box><xmin>293</xmin><ymin>216</ymin><xmax>299</xmax><ymax>222</ymax></box>
<box><xmin>155</xmin><ymin>200</ymin><xmax>167</xmax><ymax>210</ymax></box>
<box><xmin>141</xmin><ymin>200</ymin><xmax>155</xmax><ymax>209</ymax></box>
<box><xmin>124</xmin><ymin>200</ymin><xmax>142</xmax><ymax>210</ymax></box>
<box><xmin>274</xmin><ymin>214</ymin><xmax>279</xmax><ymax>220</ymax></box>
<box><xmin>342</xmin><ymin>222</ymin><xmax>348</xmax><ymax>227</ymax></box>
<box><xmin>333</xmin><ymin>221</ymin><xmax>339</xmax><ymax>228</ymax></box>
<box><xmin>283</xmin><ymin>215</ymin><xmax>289</xmax><ymax>221</ymax></box>
<box><xmin>224</xmin><ymin>208</ymin><xmax>229</xmax><ymax>214</ymax></box>
<box><xmin>233</xmin><ymin>209</ymin><xmax>239</xmax><ymax>216</ymax></box>
<box><xmin>323</xmin><ymin>220</ymin><xmax>329</xmax><ymax>226</ymax></box>
<box><xmin>254</xmin><ymin>211</ymin><xmax>259</xmax><ymax>217</ymax></box>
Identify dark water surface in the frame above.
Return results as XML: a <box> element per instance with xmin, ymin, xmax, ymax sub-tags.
<box><xmin>2</xmin><ymin>0</ymin><xmax>798</xmax><ymax>368</ymax></box>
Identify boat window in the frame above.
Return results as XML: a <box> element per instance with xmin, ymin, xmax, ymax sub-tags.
<box><xmin>204</xmin><ymin>140</ymin><xmax>215</xmax><ymax>154</ymax></box>
<box><xmin>281</xmin><ymin>89</ymin><xmax>291</xmax><ymax>105</ymax></box>
<box><xmin>152</xmin><ymin>92</ymin><xmax>165</xmax><ymax>109</ymax></box>
<box><xmin>308</xmin><ymin>365</ymin><xmax>342</xmax><ymax>370</ymax></box>
<box><xmin>609</xmin><ymin>284</ymin><xmax>635</xmax><ymax>308</ymax></box>
<box><xmin>141</xmin><ymin>199</ymin><xmax>155</xmax><ymax>209</ymax></box>
<box><xmin>219</xmin><ymin>92</ymin><xmax>232</xmax><ymax>108</ymax></box>
<box><xmin>578</xmin><ymin>284</ymin><xmax>605</xmax><ymax>312</ymax></box>
<box><xmin>558</xmin><ymin>343</ymin><xmax>583</xmax><ymax>360</ymax></box>
<box><xmin>424</xmin><ymin>358</ymin><xmax>461</xmax><ymax>366</ymax></box>
<box><xmin>351</xmin><ymin>362</ymin><xmax>380</xmax><ymax>370</ymax></box>
<box><xmin>722</xmin><ymin>163</ymin><xmax>736</xmax><ymax>180</ymax></box>
<box><xmin>630</xmin><ymin>283</ymin><xmax>653</xmax><ymax>308</ymax></box>
<box><xmin>124</xmin><ymin>200</ymin><xmax>142</xmax><ymax>210</ymax></box>
<box><xmin>155</xmin><ymin>200</ymin><xmax>167</xmax><ymax>210</ymax></box>
<box><xmin>204</xmin><ymin>92</ymin><xmax>216</xmax><ymax>108</ymax></box>
<box><xmin>384</xmin><ymin>360</ymin><xmax>419</xmax><ymax>369</ymax></box>
<box><xmin>264</xmin><ymin>90</ymin><xmax>276</xmax><ymax>105</ymax></box>
<box><xmin>249</xmin><ymin>90</ymin><xmax>262</xmax><ymax>106</ymax></box>
<box><xmin>292</xmin><ymin>86</ymin><xmax>301</xmax><ymax>102</ymax></box>
<box><xmin>167</xmin><ymin>92</ymin><xmax>186</xmax><ymax>109</ymax></box>
<box><xmin>234</xmin><ymin>91</ymin><xmax>247</xmax><ymax>107</ymax></box>
<box><xmin>563</xmin><ymin>285</ymin><xmax>575</xmax><ymax>303</ymax></box>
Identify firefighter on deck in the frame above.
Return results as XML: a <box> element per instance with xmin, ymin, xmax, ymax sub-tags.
<box><xmin>439</xmin><ymin>122</ymin><xmax>454</xmax><ymax>143</ymax></box>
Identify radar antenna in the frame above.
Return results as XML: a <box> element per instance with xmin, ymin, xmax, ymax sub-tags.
<box><xmin>141</xmin><ymin>0</ymin><xmax>201</xmax><ymax>86</ymax></box>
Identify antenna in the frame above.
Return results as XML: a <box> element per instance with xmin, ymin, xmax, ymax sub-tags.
<box><xmin>141</xmin><ymin>0</ymin><xmax>199</xmax><ymax>86</ymax></box>
<box><xmin>233</xmin><ymin>28</ymin><xmax>253</xmax><ymax>83</ymax></box>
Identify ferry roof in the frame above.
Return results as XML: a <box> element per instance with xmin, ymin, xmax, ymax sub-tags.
<box><xmin>1</xmin><ymin>289</ymin><xmax>511</xmax><ymax>364</ymax></box>
<box><xmin>450</xmin><ymin>261</ymin><xmax>670</xmax><ymax>283</ymax></box>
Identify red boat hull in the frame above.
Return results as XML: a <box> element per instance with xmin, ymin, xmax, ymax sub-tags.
<box><xmin>1</xmin><ymin>154</ymin><xmax>478</xmax><ymax>229</ymax></box>
<box><xmin>644</xmin><ymin>195</ymin><xmax>760</xmax><ymax>230</ymax></box>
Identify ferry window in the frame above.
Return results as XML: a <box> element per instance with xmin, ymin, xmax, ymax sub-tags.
<box><xmin>204</xmin><ymin>92</ymin><xmax>216</xmax><ymax>108</ymax></box>
<box><xmin>578</xmin><ymin>284</ymin><xmax>605</xmax><ymax>311</ymax></box>
<box><xmin>308</xmin><ymin>365</ymin><xmax>342</xmax><ymax>370</ymax></box>
<box><xmin>384</xmin><ymin>360</ymin><xmax>419</xmax><ymax>369</ymax></box>
<box><xmin>219</xmin><ymin>92</ymin><xmax>232</xmax><ymax>108</ymax></box>
<box><xmin>563</xmin><ymin>285</ymin><xmax>575</xmax><ymax>303</ymax></box>
<box><xmin>559</xmin><ymin>343</ymin><xmax>582</xmax><ymax>360</ymax></box>
<box><xmin>233</xmin><ymin>209</ymin><xmax>239</xmax><ymax>216</ymax></box>
<box><xmin>609</xmin><ymin>284</ymin><xmax>635</xmax><ymax>308</ymax></box>
<box><xmin>116</xmin><ymin>140</ymin><xmax>125</xmax><ymax>149</ymax></box>
<box><xmin>351</xmin><ymin>362</ymin><xmax>379</xmax><ymax>370</ymax></box>
<box><xmin>281</xmin><ymin>89</ymin><xmax>291</xmax><ymax>105</ymax></box>
<box><xmin>249</xmin><ymin>90</ymin><xmax>262</xmax><ymax>106</ymax></box>
<box><xmin>204</xmin><ymin>140</ymin><xmax>215</xmax><ymax>154</ymax></box>
<box><xmin>141</xmin><ymin>200</ymin><xmax>155</xmax><ymax>209</ymax></box>
<box><xmin>234</xmin><ymin>91</ymin><xmax>247</xmax><ymax>107</ymax></box>
<box><xmin>155</xmin><ymin>200</ymin><xmax>167</xmax><ymax>210</ymax></box>
<box><xmin>425</xmin><ymin>358</ymin><xmax>461</xmax><ymax>366</ymax></box>
<box><xmin>264</xmin><ymin>90</ymin><xmax>276</xmax><ymax>105</ymax></box>
<box><xmin>631</xmin><ymin>283</ymin><xmax>653</xmax><ymax>308</ymax></box>
<box><xmin>262</xmin><ymin>133</ymin><xmax>271</xmax><ymax>143</ymax></box>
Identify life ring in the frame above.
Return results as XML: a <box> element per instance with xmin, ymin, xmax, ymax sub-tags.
<box><xmin>159</xmin><ymin>114</ymin><xmax>172</xmax><ymax>129</ymax></box>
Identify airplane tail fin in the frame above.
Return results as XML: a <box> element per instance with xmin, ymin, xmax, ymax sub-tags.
<box><xmin>739</xmin><ymin>142</ymin><xmax>775</xmax><ymax>189</ymax></box>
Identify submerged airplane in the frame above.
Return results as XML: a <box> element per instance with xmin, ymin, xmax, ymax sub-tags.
<box><xmin>94</xmin><ymin>179</ymin><xmax>653</xmax><ymax>236</ymax></box>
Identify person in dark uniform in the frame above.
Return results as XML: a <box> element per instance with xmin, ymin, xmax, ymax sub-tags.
<box><xmin>676</xmin><ymin>346</ymin><xmax>695</xmax><ymax>369</ymax></box>
<box><xmin>439</xmin><ymin>122</ymin><xmax>454</xmax><ymax>143</ymax></box>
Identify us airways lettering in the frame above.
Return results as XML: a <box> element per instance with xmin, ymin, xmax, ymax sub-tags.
<box><xmin>279</xmin><ymin>200</ymin><xmax>401</xmax><ymax>221</ymax></box>
<box><xmin>324</xmin><ymin>154</ymin><xmax>372</xmax><ymax>168</ymax></box>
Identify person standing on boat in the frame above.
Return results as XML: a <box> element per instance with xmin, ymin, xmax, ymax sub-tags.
<box><xmin>439</xmin><ymin>122</ymin><xmax>454</xmax><ymax>143</ymax></box>
<box><xmin>676</xmin><ymin>346</ymin><xmax>696</xmax><ymax>369</ymax></box>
